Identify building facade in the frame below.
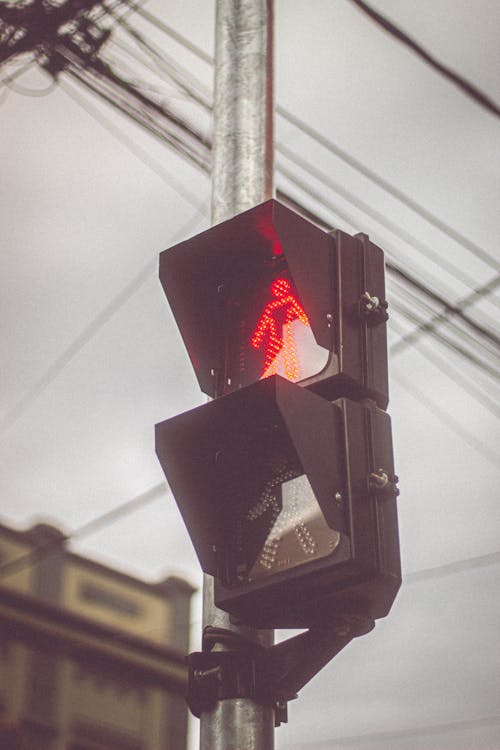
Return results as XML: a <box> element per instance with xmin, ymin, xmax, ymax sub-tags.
<box><xmin>0</xmin><ymin>521</ymin><xmax>195</xmax><ymax>750</ymax></box>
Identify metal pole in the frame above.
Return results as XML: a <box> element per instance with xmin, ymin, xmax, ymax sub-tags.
<box><xmin>200</xmin><ymin>1</ymin><xmax>275</xmax><ymax>748</ymax></box>
<box><xmin>210</xmin><ymin>0</ymin><xmax>274</xmax><ymax>224</ymax></box>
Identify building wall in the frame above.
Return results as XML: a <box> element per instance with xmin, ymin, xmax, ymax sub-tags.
<box><xmin>0</xmin><ymin>521</ymin><xmax>194</xmax><ymax>750</ymax></box>
<box><xmin>0</xmin><ymin>529</ymin><xmax>33</xmax><ymax>595</ymax></box>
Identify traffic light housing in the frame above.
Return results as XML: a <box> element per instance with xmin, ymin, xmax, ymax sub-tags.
<box><xmin>155</xmin><ymin>375</ymin><xmax>399</xmax><ymax>629</ymax></box>
<box><xmin>159</xmin><ymin>199</ymin><xmax>389</xmax><ymax>408</ymax></box>
<box><xmin>155</xmin><ymin>199</ymin><xmax>400</xmax><ymax>630</ymax></box>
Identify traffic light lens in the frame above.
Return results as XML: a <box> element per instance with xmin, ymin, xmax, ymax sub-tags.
<box><xmin>250</xmin><ymin>277</ymin><xmax>310</xmax><ymax>381</ymax></box>
<box><xmin>247</xmin><ymin>474</ymin><xmax>341</xmax><ymax>580</ymax></box>
<box><xmin>232</xmin><ymin>273</ymin><xmax>329</xmax><ymax>390</ymax></box>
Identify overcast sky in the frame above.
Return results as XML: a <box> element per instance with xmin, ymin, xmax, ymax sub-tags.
<box><xmin>1</xmin><ymin>1</ymin><xmax>499</xmax><ymax>748</ymax></box>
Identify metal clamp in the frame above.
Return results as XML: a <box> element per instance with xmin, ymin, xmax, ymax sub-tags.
<box><xmin>187</xmin><ymin>615</ymin><xmax>375</xmax><ymax>726</ymax></box>
<box><xmin>187</xmin><ymin>628</ymin><xmax>287</xmax><ymax>725</ymax></box>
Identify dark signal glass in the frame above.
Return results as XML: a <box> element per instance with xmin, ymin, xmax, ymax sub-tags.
<box><xmin>246</xmin><ymin>473</ymin><xmax>341</xmax><ymax>580</ymax></box>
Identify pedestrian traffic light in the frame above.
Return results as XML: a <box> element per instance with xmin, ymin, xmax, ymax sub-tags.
<box><xmin>156</xmin><ymin>375</ymin><xmax>400</xmax><ymax>629</ymax></box>
<box><xmin>155</xmin><ymin>199</ymin><xmax>400</xmax><ymax>630</ymax></box>
<box><xmin>159</xmin><ymin>199</ymin><xmax>389</xmax><ymax>408</ymax></box>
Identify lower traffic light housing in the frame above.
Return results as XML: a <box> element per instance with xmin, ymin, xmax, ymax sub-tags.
<box><xmin>155</xmin><ymin>376</ymin><xmax>400</xmax><ymax>629</ymax></box>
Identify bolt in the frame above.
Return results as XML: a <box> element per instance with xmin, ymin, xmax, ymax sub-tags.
<box><xmin>369</xmin><ymin>469</ymin><xmax>389</xmax><ymax>489</ymax></box>
<box><xmin>334</xmin><ymin>492</ymin><xmax>343</xmax><ymax>505</ymax></box>
<box><xmin>361</xmin><ymin>291</ymin><xmax>380</xmax><ymax>312</ymax></box>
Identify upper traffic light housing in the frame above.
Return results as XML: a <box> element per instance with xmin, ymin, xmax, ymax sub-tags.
<box><xmin>159</xmin><ymin>199</ymin><xmax>389</xmax><ymax>408</ymax></box>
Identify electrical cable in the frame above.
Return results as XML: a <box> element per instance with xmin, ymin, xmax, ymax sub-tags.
<box><xmin>0</xmin><ymin>55</ymin><xmax>36</xmax><ymax>88</ymax></box>
<box><xmin>391</xmin><ymin>274</ymin><xmax>500</xmax><ymax>358</ymax></box>
<box><xmin>389</xmin><ymin>317</ymin><xmax>500</xmax><ymax>418</ymax></box>
<box><xmin>60</xmin><ymin>77</ymin><xmax>207</xmax><ymax>211</ymax></box>
<box><xmin>405</xmin><ymin>550</ymin><xmax>500</xmax><ymax>584</ymax></box>
<box><xmin>30</xmin><ymin>5</ymin><xmax>500</xmax><ymax>350</ymax></box>
<box><xmin>104</xmin><ymin>37</ymin><xmax>186</xmax><ymax>98</ymax></box>
<box><xmin>107</xmin><ymin>8</ymin><xmax>500</xmax><ymax>292</ymax></box>
<box><xmin>348</xmin><ymin>0</ymin><xmax>500</xmax><ymax>121</ymax></box>
<box><xmin>289</xmin><ymin>712</ymin><xmax>500</xmax><ymax>748</ymax></box>
<box><xmin>276</xmin><ymin>164</ymin><xmax>499</xmax><ymax>349</ymax></box>
<box><xmin>116</xmin><ymin>2</ymin><xmax>500</xmax><ymax>274</ymax></box>
<box><xmin>75</xmin><ymin>46</ymin><xmax>211</xmax><ymax>153</ymax></box>
<box><xmin>2</xmin><ymin>3</ymin><xmax>499</xmax><ymax>668</ymax></box>
<box><xmin>0</xmin><ymin>482</ymin><xmax>168</xmax><ymax>580</ymax></box>
<box><xmin>2</xmin><ymin>4</ymin><xmax>498</xmax><ymax>463</ymax></box>
<box><xmin>277</xmin><ymin>103</ymin><xmax>499</xmax><ymax>272</ymax></box>
<box><xmin>0</xmin><ymin>207</ymin><xmax>208</xmax><ymax>438</ymax></box>
<box><xmin>388</xmin><ymin>274</ymin><xmax>500</xmax><ymax>363</ymax></box>
<box><xmin>48</xmin><ymin>70</ymin><xmax>500</xmax><ymax>440</ymax></box>
<box><xmin>276</xmin><ymin>146</ymin><xmax>500</xmax><ymax>301</ymax></box>
<box><xmin>62</xmin><ymin>58</ymin><xmax>210</xmax><ymax>171</ymax></box>
<box><xmin>3</xmin><ymin>74</ymin><xmax>57</xmax><ymax>97</ymax></box>
<box><xmin>391</xmin><ymin>367</ymin><xmax>498</xmax><ymax>466</ymax></box>
<box><xmin>390</xmin><ymin>298</ymin><xmax>500</xmax><ymax>384</ymax></box>
<box><xmin>102</xmin><ymin>2</ymin><xmax>212</xmax><ymax>110</ymax></box>
<box><xmin>386</xmin><ymin>261</ymin><xmax>499</xmax><ymax>351</ymax></box>
<box><xmin>120</xmin><ymin>0</ymin><xmax>213</xmax><ymax>65</ymax></box>
<box><xmin>1</xmin><ymin>468</ymin><xmax>499</xmax><ymax>589</ymax></box>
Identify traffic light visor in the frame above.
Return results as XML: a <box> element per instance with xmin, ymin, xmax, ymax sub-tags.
<box><xmin>159</xmin><ymin>200</ymin><xmax>334</xmax><ymax>398</ymax></box>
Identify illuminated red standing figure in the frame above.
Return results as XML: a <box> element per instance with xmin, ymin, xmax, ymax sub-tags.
<box><xmin>250</xmin><ymin>278</ymin><xmax>310</xmax><ymax>381</ymax></box>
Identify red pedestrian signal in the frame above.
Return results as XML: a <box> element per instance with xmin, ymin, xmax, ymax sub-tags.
<box><xmin>159</xmin><ymin>199</ymin><xmax>389</xmax><ymax>407</ymax></box>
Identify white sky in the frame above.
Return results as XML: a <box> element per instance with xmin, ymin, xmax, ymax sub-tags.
<box><xmin>1</xmin><ymin>1</ymin><xmax>499</xmax><ymax>748</ymax></box>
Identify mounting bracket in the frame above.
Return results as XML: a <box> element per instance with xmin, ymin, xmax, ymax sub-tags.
<box><xmin>187</xmin><ymin>615</ymin><xmax>375</xmax><ymax>726</ymax></box>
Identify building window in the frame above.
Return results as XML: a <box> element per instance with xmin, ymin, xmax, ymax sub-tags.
<box><xmin>79</xmin><ymin>582</ymin><xmax>142</xmax><ymax>617</ymax></box>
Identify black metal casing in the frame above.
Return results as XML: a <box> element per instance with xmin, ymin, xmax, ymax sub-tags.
<box><xmin>159</xmin><ymin>199</ymin><xmax>389</xmax><ymax>408</ymax></box>
<box><xmin>155</xmin><ymin>376</ymin><xmax>400</xmax><ymax>629</ymax></box>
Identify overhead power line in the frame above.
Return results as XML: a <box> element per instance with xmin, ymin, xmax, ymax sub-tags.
<box><xmin>349</xmin><ymin>0</ymin><xmax>500</xmax><ymax>121</ymax></box>
<box><xmin>0</xmin><ymin>207</ymin><xmax>207</xmax><ymax>437</ymax></box>
<box><xmin>108</xmin><ymin>8</ymin><xmax>499</xmax><ymax>297</ymax></box>
<box><xmin>115</xmin><ymin>1</ymin><xmax>500</xmax><ymax>275</ymax></box>
<box><xmin>4</xmin><ymin>59</ymin><xmax>498</xmax><ymax>448</ymax></box>
<box><xmin>390</xmin><ymin>298</ymin><xmax>500</xmax><ymax>385</ymax></box>
<box><xmin>389</xmin><ymin>317</ymin><xmax>500</xmax><ymax>418</ymax></box>
<box><xmin>0</xmin><ymin>482</ymin><xmax>168</xmax><ymax>580</ymax></box>
<box><xmin>2</xmin><ymin>3</ymin><xmax>498</xmax><ymax>458</ymax></box>
<box><xmin>120</xmin><ymin>0</ymin><xmax>213</xmax><ymax>64</ymax></box>
<box><xmin>2</xmin><ymin>472</ymin><xmax>499</xmax><ymax>590</ymax></box>
<box><xmin>386</xmin><ymin>262</ymin><xmax>499</xmax><ymax>352</ymax></box>
<box><xmin>60</xmin><ymin>77</ymin><xmax>207</xmax><ymax>211</ymax></box>
<box><xmin>391</xmin><ymin>274</ymin><xmax>500</xmax><ymax>358</ymax></box>
<box><xmin>276</xmin><ymin>106</ymin><xmax>500</xmax><ymax>275</ymax></box>
<box><xmin>0</xmin><ymin>55</ymin><xmax>36</xmax><ymax>88</ymax></box>
<box><xmin>391</xmin><ymin>368</ymin><xmax>498</xmax><ymax>466</ymax></box>
<box><xmin>405</xmin><ymin>550</ymin><xmax>500</xmax><ymax>584</ymax></box>
<box><xmin>290</xmin><ymin>713</ymin><xmax>500</xmax><ymax>748</ymax></box>
<box><xmin>276</xmin><ymin>145</ymin><xmax>499</xmax><ymax>296</ymax></box>
<box><xmin>55</xmin><ymin>43</ymin><xmax>211</xmax><ymax>171</ymax></box>
<box><xmin>275</xmin><ymin>168</ymin><xmax>499</xmax><ymax>351</ymax></box>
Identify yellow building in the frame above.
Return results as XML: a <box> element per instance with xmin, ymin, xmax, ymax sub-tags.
<box><xmin>0</xmin><ymin>521</ymin><xmax>195</xmax><ymax>750</ymax></box>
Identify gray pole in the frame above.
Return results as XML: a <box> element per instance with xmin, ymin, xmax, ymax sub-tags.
<box><xmin>211</xmin><ymin>0</ymin><xmax>274</xmax><ymax>224</ymax></box>
<box><xmin>200</xmin><ymin>1</ymin><xmax>275</xmax><ymax>749</ymax></box>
